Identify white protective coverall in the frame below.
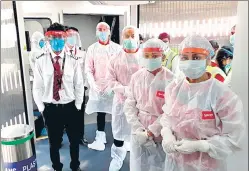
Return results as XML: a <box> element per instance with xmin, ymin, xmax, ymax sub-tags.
<box><xmin>124</xmin><ymin>38</ymin><xmax>175</xmax><ymax>171</ymax></box>
<box><xmin>85</xmin><ymin>31</ymin><xmax>122</xmax><ymax>115</ymax></box>
<box><xmin>106</xmin><ymin>25</ymin><xmax>141</xmax><ymax>171</ymax></box>
<box><xmin>29</xmin><ymin>31</ymin><xmax>46</xmax><ymax>77</ymax></box>
<box><xmin>161</xmin><ymin>35</ymin><xmax>245</xmax><ymax>171</ymax></box>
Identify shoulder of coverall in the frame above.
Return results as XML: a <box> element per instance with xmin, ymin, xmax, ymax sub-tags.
<box><xmin>131</xmin><ymin>68</ymin><xmax>147</xmax><ymax>80</ymax></box>
<box><xmin>110</xmin><ymin>41</ymin><xmax>122</xmax><ymax>49</ymax></box>
<box><xmin>210</xmin><ymin>77</ymin><xmax>239</xmax><ymax>102</ymax></box>
<box><xmin>162</xmin><ymin>66</ymin><xmax>176</xmax><ymax>79</ymax></box>
<box><xmin>87</xmin><ymin>42</ymin><xmax>99</xmax><ymax>52</ymax></box>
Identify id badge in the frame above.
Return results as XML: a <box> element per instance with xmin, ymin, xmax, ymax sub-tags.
<box><xmin>59</xmin><ymin>89</ymin><xmax>66</xmax><ymax>99</ymax></box>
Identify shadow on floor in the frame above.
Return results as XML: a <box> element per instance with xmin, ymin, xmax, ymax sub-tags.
<box><xmin>36</xmin><ymin>122</ymin><xmax>130</xmax><ymax>171</ymax></box>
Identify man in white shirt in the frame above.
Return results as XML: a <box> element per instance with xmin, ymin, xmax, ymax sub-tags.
<box><xmin>65</xmin><ymin>26</ymin><xmax>88</xmax><ymax>146</ymax></box>
<box><xmin>33</xmin><ymin>23</ymin><xmax>84</xmax><ymax>171</ymax></box>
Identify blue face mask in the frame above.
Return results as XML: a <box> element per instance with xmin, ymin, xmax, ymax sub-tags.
<box><xmin>67</xmin><ymin>36</ymin><xmax>76</xmax><ymax>46</ymax></box>
<box><xmin>123</xmin><ymin>39</ymin><xmax>138</xmax><ymax>50</ymax></box>
<box><xmin>50</xmin><ymin>38</ymin><xmax>65</xmax><ymax>52</ymax></box>
<box><xmin>97</xmin><ymin>31</ymin><xmax>109</xmax><ymax>42</ymax></box>
<box><xmin>139</xmin><ymin>43</ymin><xmax>143</xmax><ymax>48</ymax></box>
<box><xmin>39</xmin><ymin>40</ymin><xmax>45</xmax><ymax>48</ymax></box>
<box><xmin>179</xmin><ymin>60</ymin><xmax>207</xmax><ymax>79</ymax></box>
<box><xmin>230</xmin><ymin>34</ymin><xmax>235</xmax><ymax>46</ymax></box>
<box><xmin>225</xmin><ymin>63</ymin><xmax>232</xmax><ymax>73</ymax></box>
<box><xmin>142</xmin><ymin>57</ymin><xmax>162</xmax><ymax>71</ymax></box>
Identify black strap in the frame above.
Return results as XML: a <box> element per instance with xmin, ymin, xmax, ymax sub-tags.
<box><xmin>49</xmin><ymin>52</ymin><xmax>66</xmax><ymax>76</ymax></box>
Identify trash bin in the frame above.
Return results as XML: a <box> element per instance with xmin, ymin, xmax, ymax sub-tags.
<box><xmin>1</xmin><ymin>124</ymin><xmax>37</xmax><ymax>171</ymax></box>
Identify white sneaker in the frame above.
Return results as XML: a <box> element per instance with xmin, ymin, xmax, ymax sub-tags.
<box><xmin>124</xmin><ymin>141</ymin><xmax>130</xmax><ymax>152</ymax></box>
<box><xmin>88</xmin><ymin>140</ymin><xmax>105</xmax><ymax>151</ymax></box>
<box><xmin>109</xmin><ymin>145</ymin><xmax>127</xmax><ymax>171</ymax></box>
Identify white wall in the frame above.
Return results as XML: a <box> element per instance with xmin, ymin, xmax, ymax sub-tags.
<box><xmin>130</xmin><ymin>5</ymin><xmax>138</xmax><ymax>27</ymax></box>
<box><xmin>63</xmin><ymin>14</ymin><xmax>101</xmax><ymax>50</ymax></box>
<box><xmin>21</xmin><ymin>1</ymin><xmax>130</xmax><ymax>23</ymax></box>
<box><xmin>227</xmin><ymin>1</ymin><xmax>248</xmax><ymax>171</ymax></box>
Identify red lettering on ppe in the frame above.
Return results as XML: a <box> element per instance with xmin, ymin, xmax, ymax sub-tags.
<box><xmin>202</xmin><ymin>111</ymin><xmax>215</xmax><ymax>120</ymax></box>
<box><xmin>156</xmin><ymin>91</ymin><xmax>165</xmax><ymax>98</ymax></box>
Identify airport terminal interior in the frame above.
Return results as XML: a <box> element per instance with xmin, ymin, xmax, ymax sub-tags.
<box><xmin>1</xmin><ymin>1</ymin><xmax>248</xmax><ymax>171</ymax></box>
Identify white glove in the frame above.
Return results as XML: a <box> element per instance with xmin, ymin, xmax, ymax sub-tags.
<box><xmin>161</xmin><ymin>128</ymin><xmax>177</xmax><ymax>153</ymax></box>
<box><xmin>134</xmin><ymin>130</ymin><xmax>149</xmax><ymax>145</ymax></box>
<box><xmin>174</xmin><ymin>139</ymin><xmax>210</xmax><ymax>154</ymax></box>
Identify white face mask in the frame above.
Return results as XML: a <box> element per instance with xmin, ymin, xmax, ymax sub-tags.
<box><xmin>179</xmin><ymin>60</ymin><xmax>207</xmax><ymax>79</ymax></box>
<box><xmin>142</xmin><ymin>57</ymin><xmax>162</xmax><ymax>72</ymax></box>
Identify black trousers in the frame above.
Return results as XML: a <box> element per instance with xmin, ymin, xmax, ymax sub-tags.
<box><xmin>42</xmin><ymin>101</ymin><xmax>80</xmax><ymax>170</ymax></box>
<box><xmin>79</xmin><ymin>87</ymin><xmax>87</xmax><ymax>139</ymax></box>
<box><xmin>97</xmin><ymin>112</ymin><xmax>106</xmax><ymax>131</ymax></box>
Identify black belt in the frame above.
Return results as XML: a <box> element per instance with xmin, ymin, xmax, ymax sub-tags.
<box><xmin>44</xmin><ymin>100</ymin><xmax>74</xmax><ymax>107</ymax></box>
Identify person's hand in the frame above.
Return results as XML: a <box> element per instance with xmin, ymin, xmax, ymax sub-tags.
<box><xmin>147</xmin><ymin>130</ymin><xmax>154</xmax><ymax>137</ymax></box>
<box><xmin>174</xmin><ymin>139</ymin><xmax>210</xmax><ymax>154</ymax></box>
<box><xmin>134</xmin><ymin>130</ymin><xmax>149</xmax><ymax>145</ymax></box>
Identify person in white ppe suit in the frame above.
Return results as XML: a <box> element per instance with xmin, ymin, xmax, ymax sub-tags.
<box><xmin>106</xmin><ymin>25</ymin><xmax>141</xmax><ymax>171</ymax></box>
<box><xmin>85</xmin><ymin>22</ymin><xmax>122</xmax><ymax>151</ymax></box>
<box><xmin>65</xmin><ymin>26</ymin><xmax>88</xmax><ymax>146</ymax></box>
<box><xmin>124</xmin><ymin>38</ymin><xmax>175</xmax><ymax>171</ymax></box>
<box><xmin>161</xmin><ymin>35</ymin><xmax>245</xmax><ymax>171</ymax></box>
<box><xmin>29</xmin><ymin>31</ymin><xmax>46</xmax><ymax>78</ymax></box>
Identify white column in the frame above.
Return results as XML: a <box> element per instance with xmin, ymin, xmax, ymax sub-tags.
<box><xmin>227</xmin><ymin>1</ymin><xmax>248</xmax><ymax>171</ymax></box>
<box><xmin>130</xmin><ymin>5</ymin><xmax>138</xmax><ymax>27</ymax></box>
<box><xmin>15</xmin><ymin>2</ymin><xmax>35</xmax><ymax>129</ymax></box>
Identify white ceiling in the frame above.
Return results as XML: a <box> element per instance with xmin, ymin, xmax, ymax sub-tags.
<box><xmin>89</xmin><ymin>1</ymin><xmax>154</xmax><ymax>6</ymax></box>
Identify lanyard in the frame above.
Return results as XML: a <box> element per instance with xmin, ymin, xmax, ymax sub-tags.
<box><xmin>49</xmin><ymin>53</ymin><xmax>66</xmax><ymax>84</ymax></box>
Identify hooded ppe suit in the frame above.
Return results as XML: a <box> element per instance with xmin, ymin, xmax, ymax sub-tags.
<box><xmin>86</xmin><ymin>22</ymin><xmax>122</xmax><ymax>151</ymax></box>
<box><xmin>85</xmin><ymin>23</ymin><xmax>122</xmax><ymax>115</ymax></box>
<box><xmin>29</xmin><ymin>31</ymin><xmax>46</xmax><ymax>76</ymax></box>
<box><xmin>107</xmin><ymin>25</ymin><xmax>141</xmax><ymax>171</ymax></box>
<box><xmin>161</xmin><ymin>35</ymin><xmax>245</xmax><ymax>171</ymax></box>
<box><xmin>124</xmin><ymin>38</ymin><xmax>175</xmax><ymax>171</ymax></box>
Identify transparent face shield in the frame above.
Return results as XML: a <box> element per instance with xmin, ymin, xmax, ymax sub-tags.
<box><xmin>66</xmin><ymin>29</ymin><xmax>81</xmax><ymax>48</ymax></box>
<box><xmin>45</xmin><ymin>31</ymin><xmax>67</xmax><ymax>53</ymax></box>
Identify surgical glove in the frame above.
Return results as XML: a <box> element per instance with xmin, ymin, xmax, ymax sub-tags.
<box><xmin>174</xmin><ymin>139</ymin><xmax>210</xmax><ymax>154</ymax></box>
<box><xmin>161</xmin><ymin>128</ymin><xmax>177</xmax><ymax>153</ymax></box>
<box><xmin>134</xmin><ymin>130</ymin><xmax>149</xmax><ymax>145</ymax></box>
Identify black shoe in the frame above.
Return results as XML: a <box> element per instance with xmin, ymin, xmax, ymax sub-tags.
<box><xmin>79</xmin><ymin>138</ymin><xmax>88</xmax><ymax>146</ymax></box>
<box><xmin>72</xmin><ymin>168</ymin><xmax>82</xmax><ymax>171</ymax></box>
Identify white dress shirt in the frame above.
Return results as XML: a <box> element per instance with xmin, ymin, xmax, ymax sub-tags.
<box><xmin>33</xmin><ymin>48</ymin><xmax>84</xmax><ymax>112</ymax></box>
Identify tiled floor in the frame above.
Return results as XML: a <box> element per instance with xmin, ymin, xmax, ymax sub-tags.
<box><xmin>36</xmin><ymin>122</ymin><xmax>129</xmax><ymax>171</ymax></box>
